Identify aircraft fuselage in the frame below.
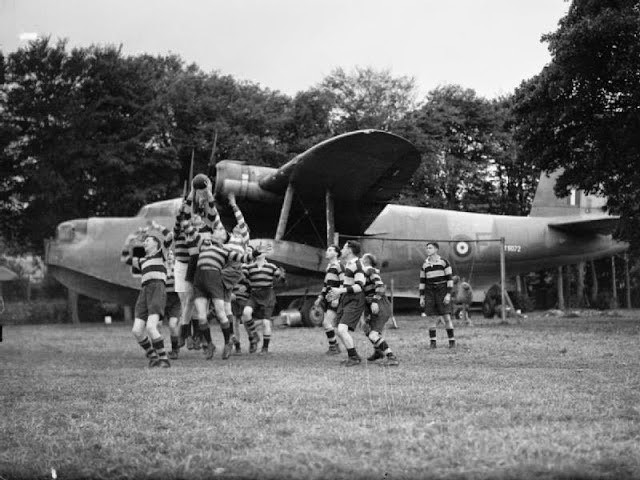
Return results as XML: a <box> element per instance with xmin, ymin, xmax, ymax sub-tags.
<box><xmin>45</xmin><ymin>200</ymin><xmax>627</xmax><ymax>307</ymax></box>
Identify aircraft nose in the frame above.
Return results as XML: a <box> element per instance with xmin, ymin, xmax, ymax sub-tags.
<box><xmin>56</xmin><ymin>219</ymin><xmax>88</xmax><ymax>242</ymax></box>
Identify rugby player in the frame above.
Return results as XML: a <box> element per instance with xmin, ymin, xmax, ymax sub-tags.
<box><xmin>419</xmin><ymin>242</ymin><xmax>456</xmax><ymax>348</ymax></box>
<box><xmin>242</xmin><ymin>251</ymin><xmax>284</xmax><ymax>354</ymax></box>
<box><xmin>121</xmin><ymin>225</ymin><xmax>173</xmax><ymax>368</ymax></box>
<box><xmin>314</xmin><ymin>245</ymin><xmax>344</xmax><ymax>355</ymax></box>
<box><xmin>190</xmin><ymin>223</ymin><xmax>261</xmax><ymax>360</ymax></box>
<box><xmin>181</xmin><ymin>177</ymin><xmax>223</xmax><ymax>350</ymax></box>
<box><xmin>361</xmin><ymin>253</ymin><xmax>399</xmax><ymax>366</ymax></box>
<box><xmin>230</xmin><ymin>264</ymin><xmax>251</xmax><ymax>354</ymax></box>
<box><xmin>220</xmin><ymin>193</ymin><xmax>252</xmax><ymax>356</ymax></box>
<box><xmin>165</xmin><ymin>249</ymin><xmax>183</xmax><ymax>359</ymax></box>
<box><xmin>327</xmin><ymin>240</ymin><xmax>366</xmax><ymax>367</ymax></box>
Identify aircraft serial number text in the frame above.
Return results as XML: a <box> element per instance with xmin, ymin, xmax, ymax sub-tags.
<box><xmin>504</xmin><ymin>245</ymin><xmax>522</xmax><ymax>253</ymax></box>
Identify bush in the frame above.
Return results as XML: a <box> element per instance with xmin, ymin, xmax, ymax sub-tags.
<box><xmin>77</xmin><ymin>297</ymin><xmax>125</xmax><ymax>323</ymax></box>
<box><xmin>592</xmin><ymin>292</ymin><xmax>616</xmax><ymax>310</ymax></box>
<box><xmin>511</xmin><ymin>293</ymin><xmax>535</xmax><ymax>313</ymax></box>
<box><xmin>1</xmin><ymin>300</ymin><xmax>69</xmax><ymax>324</ymax></box>
<box><xmin>32</xmin><ymin>273</ymin><xmax>67</xmax><ymax>300</ymax></box>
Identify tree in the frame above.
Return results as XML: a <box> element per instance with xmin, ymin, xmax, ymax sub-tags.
<box><xmin>489</xmin><ymin>95</ymin><xmax>540</xmax><ymax>216</ymax></box>
<box><xmin>396</xmin><ymin>85</ymin><xmax>517</xmax><ymax>212</ymax></box>
<box><xmin>320</xmin><ymin>67</ymin><xmax>417</xmax><ymax>133</ymax></box>
<box><xmin>279</xmin><ymin>88</ymin><xmax>334</xmax><ymax>153</ymax></box>
<box><xmin>0</xmin><ymin>39</ymin><xmax>184</xmax><ymax>252</ymax></box>
<box><xmin>513</xmin><ymin>0</ymin><xmax>640</xmax><ymax>249</ymax></box>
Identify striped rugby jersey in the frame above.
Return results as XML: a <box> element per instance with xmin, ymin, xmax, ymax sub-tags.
<box><xmin>363</xmin><ymin>266</ymin><xmax>386</xmax><ymax>301</ymax></box>
<box><xmin>245</xmin><ymin>261</ymin><xmax>282</xmax><ymax>289</ymax></box>
<box><xmin>154</xmin><ymin>226</ymin><xmax>174</xmax><ymax>252</ymax></box>
<box><xmin>183</xmin><ymin>198</ymin><xmax>223</xmax><ymax>231</ymax></box>
<box><xmin>196</xmin><ymin>241</ymin><xmax>254</xmax><ymax>271</ymax></box>
<box><xmin>341</xmin><ymin>258</ymin><xmax>365</xmax><ymax>294</ymax></box>
<box><xmin>419</xmin><ymin>256</ymin><xmax>454</xmax><ymax>296</ymax></box>
<box><xmin>173</xmin><ymin>209</ymin><xmax>191</xmax><ymax>264</ymax></box>
<box><xmin>173</xmin><ymin>230</ymin><xmax>190</xmax><ymax>264</ymax></box>
<box><xmin>185</xmin><ymin>224</ymin><xmax>214</xmax><ymax>257</ymax></box>
<box><xmin>126</xmin><ymin>249</ymin><xmax>166</xmax><ymax>286</ymax></box>
<box><xmin>224</xmin><ymin>204</ymin><xmax>252</xmax><ymax>266</ymax></box>
<box><xmin>229</xmin><ymin>203</ymin><xmax>250</xmax><ymax>245</ymax></box>
<box><xmin>320</xmin><ymin>260</ymin><xmax>344</xmax><ymax>300</ymax></box>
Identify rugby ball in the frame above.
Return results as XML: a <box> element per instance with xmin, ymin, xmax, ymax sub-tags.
<box><xmin>192</xmin><ymin>173</ymin><xmax>209</xmax><ymax>189</ymax></box>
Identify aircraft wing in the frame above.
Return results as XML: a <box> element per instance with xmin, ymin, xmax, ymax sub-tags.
<box><xmin>548</xmin><ymin>215</ymin><xmax>620</xmax><ymax>235</ymax></box>
<box><xmin>257</xmin><ymin>130</ymin><xmax>421</xmax><ymax>235</ymax></box>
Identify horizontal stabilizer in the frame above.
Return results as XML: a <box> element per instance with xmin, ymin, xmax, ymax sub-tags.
<box><xmin>548</xmin><ymin>216</ymin><xmax>619</xmax><ymax>235</ymax></box>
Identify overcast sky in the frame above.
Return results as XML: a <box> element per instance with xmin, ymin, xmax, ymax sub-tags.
<box><xmin>0</xmin><ymin>0</ymin><xmax>569</xmax><ymax>100</ymax></box>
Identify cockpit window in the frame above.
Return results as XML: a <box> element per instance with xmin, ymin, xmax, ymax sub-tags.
<box><xmin>137</xmin><ymin>206</ymin><xmax>149</xmax><ymax>217</ymax></box>
<box><xmin>137</xmin><ymin>199</ymin><xmax>181</xmax><ymax>218</ymax></box>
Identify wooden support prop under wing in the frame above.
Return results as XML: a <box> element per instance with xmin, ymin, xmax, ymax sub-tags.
<box><xmin>275</xmin><ymin>183</ymin><xmax>295</xmax><ymax>241</ymax></box>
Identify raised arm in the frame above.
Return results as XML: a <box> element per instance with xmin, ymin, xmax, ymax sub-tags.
<box><xmin>228</xmin><ymin>193</ymin><xmax>250</xmax><ymax>244</ymax></box>
<box><xmin>120</xmin><ymin>234</ymin><xmax>136</xmax><ymax>265</ymax></box>
<box><xmin>150</xmin><ymin>220</ymin><xmax>174</xmax><ymax>250</ymax></box>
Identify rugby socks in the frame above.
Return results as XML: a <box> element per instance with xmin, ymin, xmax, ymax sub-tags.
<box><xmin>245</xmin><ymin>318</ymin><xmax>258</xmax><ymax>338</ymax></box>
<box><xmin>262</xmin><ymin>334</ymin><xmax>271</xmax><ymax>350</ymax></box>
<box><xmin>228</xmin><ymin>316</ymin><xmax>235</xmax><ymax>335</ymax></box>
<box><xmin>347</xmin><ymin>347</ymin><xmax>358</xmax><ymax>358</ymax></box>
<box><xmin>180</xmin><ymin>324</ymin><xmax>190</xmax><ymax>341</ymax></box>
<box><xmin>446</xmin><ymin>328</ymin><xmax>455</xmax><ymax>347</ymax></box>
<box><xmin>227</xmin><ymin>316</ymin><xmax>237</xmax><ymax>345</ymax></box>
<box><xmin>325</xmin><ymin>327</ymin><xmax>338</xmax><ymax>348</ymax></box>
<box><xmin>199</xmin><ymin>325</ymin><xmax>213</xmax><ymax>345</ymax></box>
<box><xmin>170</xmin><ymin>335</ymin><xmax>180</xmax><ymax>352</ymax></box>
<box><xmin>152</xmin><ymin>338</ymin><xmax>168</xmax><ymax>360</ymax></box>
<box><xmin>190</xmin><ymin>318</ymin><xmax>199</xmax><ymax>336</ymax></box>
<box><xmin>221</xmin><ymin>324</ymin><xmax>232</xmax><ymax>344</ymax></box>
<box><xmin>429</xmin><ymin>328</ymin><xmax>437</xmax><ymax>348</ymax></box>
<box><xmin>371</xmin><ymin>337</ymin><xmax>392</xmax><ymax>356</ymax></box>
<box><xmin>138</xmin><ymin>336</ymin><xmax>158</xmax><ymax>360</ymax></box>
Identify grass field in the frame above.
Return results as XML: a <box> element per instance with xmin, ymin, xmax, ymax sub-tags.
<box><xmin>1</xmin><ymin>312</ymin><xmax>640</xmax><ymax>480</ymax></box>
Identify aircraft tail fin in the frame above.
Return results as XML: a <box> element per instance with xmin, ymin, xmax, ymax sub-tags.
<box><xmin>529</xmin><ymin>169</ymin><xmax>608</xmax><ymax>217</ymax></box>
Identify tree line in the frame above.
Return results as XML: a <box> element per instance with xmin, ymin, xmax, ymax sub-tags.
<box><xmin>0</xmin><ymin>39</ymin><xmax>535</xmax><ymax>253</ymax></box>
<box><xmin>1</xmin><ymin>0</ymin><xmax>639</xmax><ymax>307</ymax></box>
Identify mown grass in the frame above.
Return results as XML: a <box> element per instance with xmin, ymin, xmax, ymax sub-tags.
<box><xmin>1</xmin><ymin>312</ymin><xmax>640</xmax><ymax>480</ymax></box>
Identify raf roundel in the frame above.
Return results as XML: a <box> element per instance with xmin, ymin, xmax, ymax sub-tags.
<box><xmin>452</xmin><ymin>239</ymin><xmax>473</xmax><ymax>260</ymax></box>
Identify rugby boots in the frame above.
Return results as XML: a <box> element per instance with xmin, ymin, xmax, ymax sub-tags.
<box><xmin>380</xmin><ymin>354</ymin><xmax>399</xmax><ymax>367</ymax></box>
<box><xmin>367</xmin><ymin>349</ymin><xmax>384</xmax><ymax>362</ymax></box>
<box><xmin>222</xmin><ymin>342</ymin><xmax>233</xmax><ymax>360</ymax></box>
<box><xmin>203</xmin><ymin>342</ymin><xmax>216</xmax><ymax>360</ymax></box>
<box><xmin>344</xmin><ymin>355</ymin><xmax>362</xmax><ymax>367</ymax></box>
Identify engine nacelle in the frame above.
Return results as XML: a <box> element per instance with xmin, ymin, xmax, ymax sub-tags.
<box><xmin>214</xmin><ymin>160</ymin><xmax>281</xmax><ymax>203</ymax></box>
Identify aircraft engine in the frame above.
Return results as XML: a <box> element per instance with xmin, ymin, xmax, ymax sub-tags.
<box><xmin>214</xmin><ymin>160</ymin><xmax>281</xmax><ymax>203</ymax></box>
